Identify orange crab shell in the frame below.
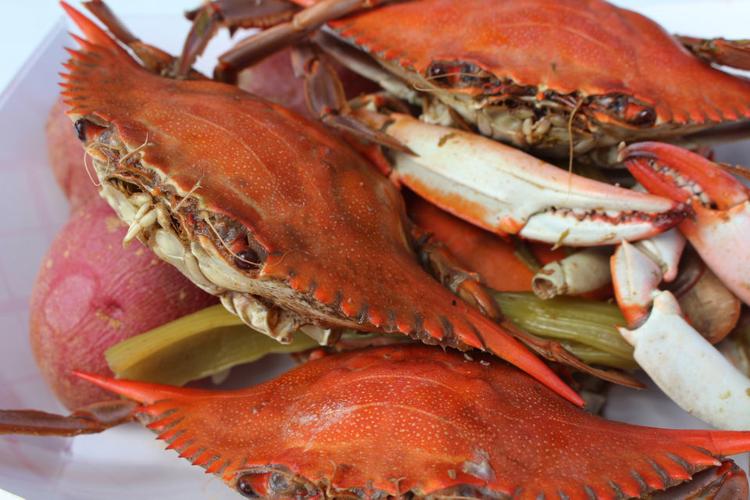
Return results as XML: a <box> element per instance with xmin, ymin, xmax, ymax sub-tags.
<box><xmin>328</xmin><ymin>0</ymin><xmax>750</xmax><ymax>125</ymax></box>
<box><xmin>78</xmin><ymin>345</ymin><xmax>750</xmax><ymax>499</ymax></box>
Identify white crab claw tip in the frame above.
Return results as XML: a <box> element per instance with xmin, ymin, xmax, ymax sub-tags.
<box><xmin>617</xmin><ymin>326</ymin><xmax>636</xmax><ymax>347</ymax></box>
<box><xmin>611</xmin><ymin>241</ymin><xmax>663</xmax><ymax>328</ymax></box>
<box><xmin>621</xmin><ymin>290</ymin><xmax>750</xmax><ymax>430</ymax></box>
<box><xmin>650</xmin><ymin>289</ymin><xmax>682</xmax><ymax>315</ymax></box>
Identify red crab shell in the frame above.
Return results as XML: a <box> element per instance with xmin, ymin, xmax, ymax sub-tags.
<box><xmin>328</xmin><ymin>0</ymin><xmax>750</xmax><ymax>125</ymax></box>
<box><xmin>79</xmin><ymin>345</ymin><xmax>750</xmax><ymax>499</ymax></box>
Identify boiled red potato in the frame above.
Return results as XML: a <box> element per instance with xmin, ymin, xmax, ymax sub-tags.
<box><xmin>45</xmin><ymin>97</ymin><xmax>98</xmax><ymax>208</ymax></box>
<box><xmin>30</xmin><ymin>198</ymin><xmax>217</xmax><ymax>409</ymax></box>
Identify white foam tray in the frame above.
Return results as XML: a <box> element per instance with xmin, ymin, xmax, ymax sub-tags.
<box><xmin>0</xmin><ymin>2</ymin><xmax>749</xmax><ymax>499</ymax></box>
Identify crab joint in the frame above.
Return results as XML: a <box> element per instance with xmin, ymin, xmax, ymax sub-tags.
<box><xmin>532</xmin><ymin>248</ymin><xmax>612</xmax><ymax>299</ymax></box>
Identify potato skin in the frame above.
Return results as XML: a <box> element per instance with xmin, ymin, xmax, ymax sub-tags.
<box><xmin>45</xmin><ymin>97</ymin><xmax>98</xmax><ymax>208</ymax></box>
<box><xmin>30</xmin><ymin>198</ymin><xmax>217</xmax><ymax>409</ymax></box>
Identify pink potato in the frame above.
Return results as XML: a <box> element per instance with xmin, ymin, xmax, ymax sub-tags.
<box><xmin>45</xmin><ymin>97</ymin><xmax>98</xmax><ymax>208</ymax></box>
<box><xmin>30</xmin><ymin>198</ymin><xmax>217</xmax><ymax>409</ymax></box>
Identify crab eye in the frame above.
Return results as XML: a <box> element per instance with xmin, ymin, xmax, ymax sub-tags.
<box><xmin>74</xmin><ymin>118</ymin><xmax>90</xmax><ymax>141</ymax></box>
<box><xmin>626</xmin><ymin>105</ymin><xmax>657</xmax><ymax>127</ymax></box>
<box><xmin>234</xmin><ymin>247</ymin><xmax>261</xmax><ymax>270</ymax></box>
<box><xmin>236</xmin><ymin>474</ymin><xmax>259</xmax><ymax>498</ymax></box>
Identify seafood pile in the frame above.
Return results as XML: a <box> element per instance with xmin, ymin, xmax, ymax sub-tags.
<box><xmin>4</xmin><ymin>0</ymin><xmax>750</xmax><ymax>497</ymax></box>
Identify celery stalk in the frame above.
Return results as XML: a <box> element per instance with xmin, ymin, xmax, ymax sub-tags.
<box><xmin>561</xmin><ymin>342</ymin><xmax>637</xmax><ymax>369</ymax></box>
<box><xmin>107</xmin><ymin>291</ymin><xmax>635</xmax><ymax>385</ymax></box>
<box><xmin>105</xmin><ymin>305</ymin><xmax>317</xmax><ymax>385</ymax></box>
<box><xmin>495</xmin><ymin>292</ymin><xmax>634</xmax><ymax>362</ymax></box>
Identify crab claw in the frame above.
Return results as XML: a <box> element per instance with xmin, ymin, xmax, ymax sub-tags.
<box><xmin>611</xmin><ymin>241</ymin><xmax>663</xmax><ymax>328</ymax></box>
<box><xmin>622</xmin><ymin>142</ymin><xmax>750</xmax><ymax>305</ymax></box>
<box><xmin>355</xmin><ymin>111</ymin><xmax>685</xmax><ymax>246</ymax></box>
<box><xmin>619</xmin><ymin>291</ymin><xmax>750</xmax><ymax>430</ymax></box>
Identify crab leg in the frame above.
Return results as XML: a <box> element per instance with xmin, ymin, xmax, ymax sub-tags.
<box><xmin>203</xmin><ymin>0</ymin><xmax>392</xmax><ymax>82</ymax></box>
<box><xmin>0</xmin><ymin>400</ymin><xmax>136</xmax><ymax>436</ymax></box>
<box><xmin>355</xmin><ymin>110</ymin><xmax>685</xmax><ymax>247</ymax></box>
<box><xmin>652</xmin><ymin>461</ymin><xmax>748</xmax><ymax>499</ymax></box>
<box><xmin>81</xmin><ymin>0</ymin><xmax>205</xmax><ymax>79</ymax></box>
<box><xmin>679</xmin><ymin>35</ymin><xmax>750</xmax><ymax>71</ymax></box>
<box><xmin>290</xmin><ymin>43</ymin><xmax>412</xmax><ymax>152</ymax></box>
<box><xmin>406</xmin><ymin>195</ymin><xmax>539</xmax><ymax>292</ymax></box>
<box><xmin>410</xmin><ymin>225</ymin><xmax>501</xmax><ymax>320</ymax></box>
<box><xmin>622</xmin><ymin>141</ymin><xmax>750</xmax><ymax>305</ymax></box>
<box><xmin>178</xmin><ymin>0</ymin><xmax>302</xmax><ymax>78</ymax></box>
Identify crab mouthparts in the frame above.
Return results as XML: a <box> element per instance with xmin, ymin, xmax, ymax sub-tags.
<box><xmin>80</xmin><ymin>124</ymin><xmax>359</xmax><ymax>345</ymax></box>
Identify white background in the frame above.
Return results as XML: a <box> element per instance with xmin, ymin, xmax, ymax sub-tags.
<box><xmin>1</xmin><ymin>1</ymin><xmax>750</xmax><ymax>499</ymax></box>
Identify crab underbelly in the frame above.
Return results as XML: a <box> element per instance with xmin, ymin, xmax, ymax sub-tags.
<box><xmin>421</xmin><ymin>92</ymin><xmax>716</xmax><ymax>163</ymax></box>
<box><xmin>95</xmin><ymin>162</ymin><xmax>360</xmax><ymax>345</ymax></box>
<box><xmin>373</xmin><ymin>58</ymin><xmax>720</xmax><ymax>164</ymax></box>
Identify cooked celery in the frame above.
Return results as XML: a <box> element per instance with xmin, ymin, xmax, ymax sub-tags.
<box><xmin>561</xmin><ymin>342</ymin><xmax>637</xmax><ymax>370</ymax></box>
<box><xmin>495</xmin><ymin>292</ymin><xmax>634</xmax><ymax>362</ymax></box>
<box><xmin>105</xmin><ymin>305</ymin><xmax>318</xmax><ymax>385</ymax></box>
<box><xmin>108</xmin><ymin>292</ymin><xmax>634</xmax><ymax>384</ymax></box>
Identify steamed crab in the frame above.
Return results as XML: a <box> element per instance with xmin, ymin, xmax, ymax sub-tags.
<box><xmin>4</xmin><ymin>345</ymin><xmax>750</xmax><ymax>498</ymax></box>
<box><xmin>181</xmin><ymin>0</ymin><xmax>750</xmax><ymax>165</ymax></box>
<box><xmin>66</xmin><ymin>0</ymin><xmax>696</xmax><ymax>396</ymax></box>
<box><xmin>59</xmin><ymin>2</ymin><xmax>587</xmax><ymax>404</ymax></box>
<box><xmin>168</xmin><ymin>0</ymin><xmax>750</xmax><ymax>428</ymax></box>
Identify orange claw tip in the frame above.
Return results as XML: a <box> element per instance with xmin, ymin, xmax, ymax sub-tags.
<box><xmin>73</xmin><ymin>371</ymin><xmax>208</xmax><ymax>405</ymax></box>
<box><xmin>622</xmin><ymin>142</ymin><xmax>748</xmax><ymax>208</ymax></box>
